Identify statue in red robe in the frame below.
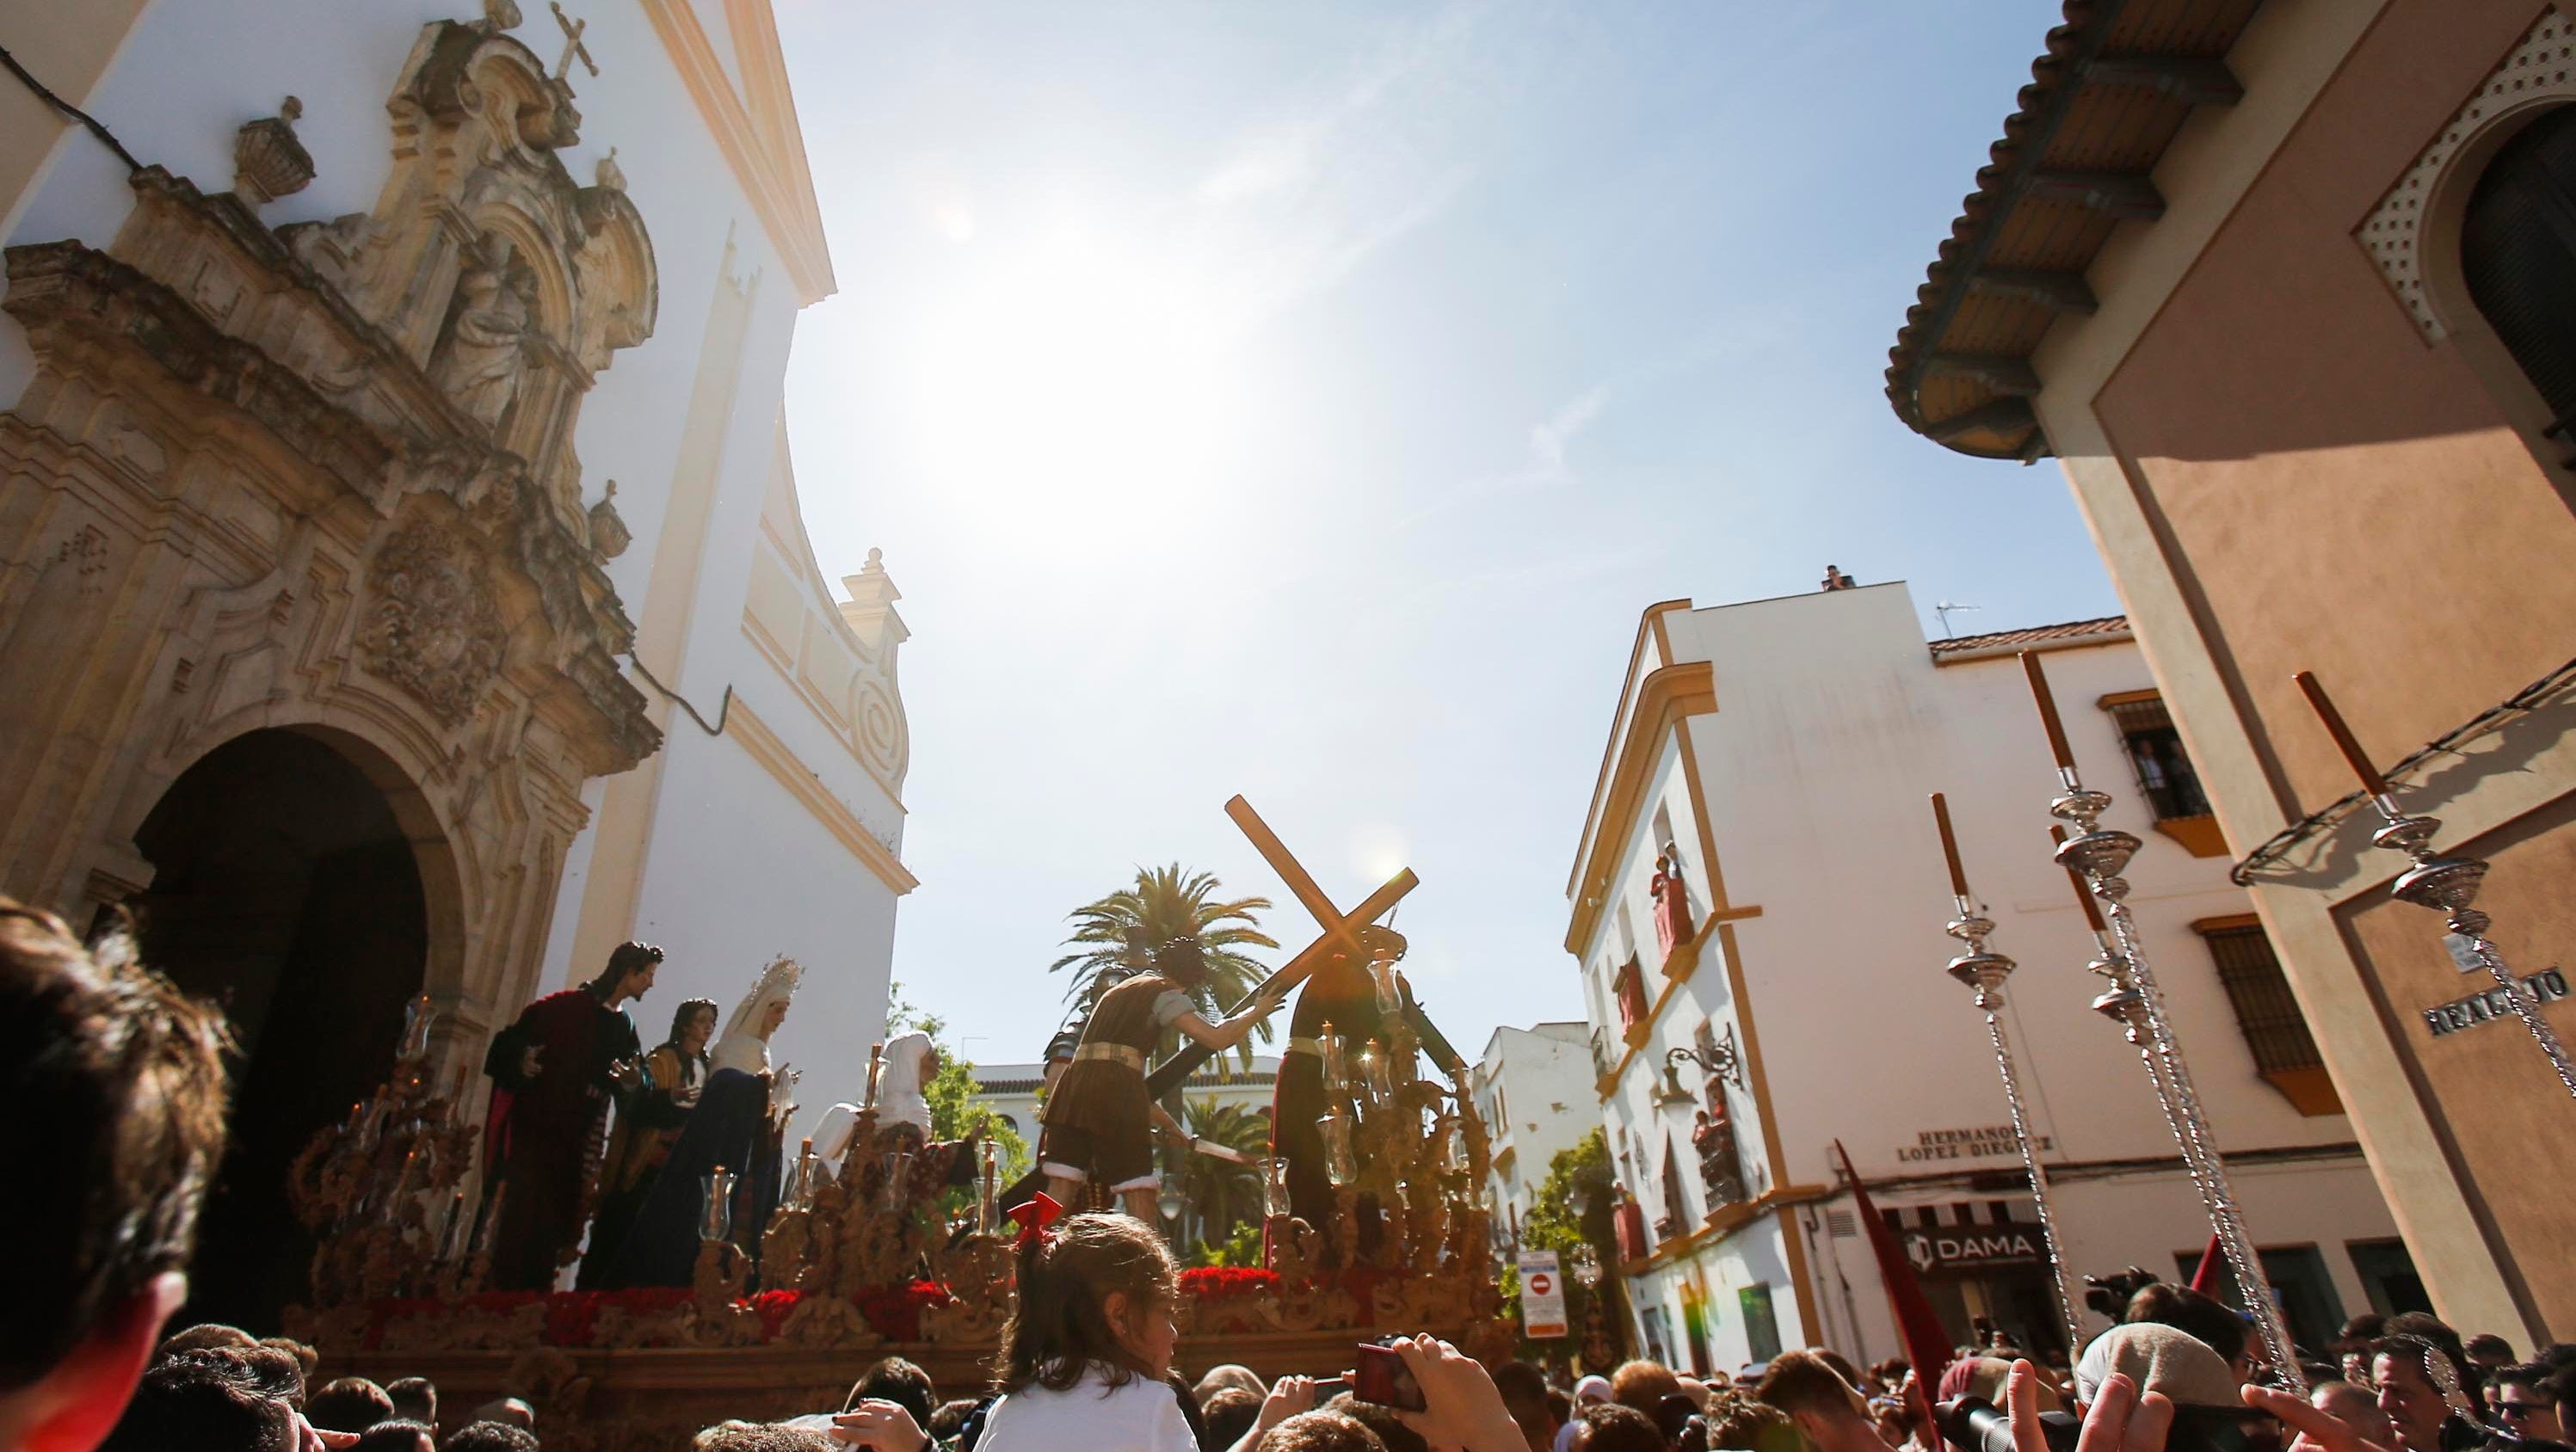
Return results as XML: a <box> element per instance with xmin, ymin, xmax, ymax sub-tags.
<box><xmin>479</xmin><ymin>942</ymin><xmax>660</xmax><ymax>1290</ymax></box>
<box><xmin>1650</xmin><ymin>843</ymin><xmax>1695</xmax><ymax>961</ymax></box>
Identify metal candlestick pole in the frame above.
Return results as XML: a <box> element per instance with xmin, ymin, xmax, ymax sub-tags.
<box><xmin>2294</xmin><ymin>673</ymin><xmax>2576</xmax><ymax>1101</ymax></box>
<box><xmin>2023</xmin><ymin>655</ymin><xmax>2299</xmax><ymax>1382</ymax></box>
<box><xmin>1932</xmin><ymin>794</ymin><xmax>2081</xmax><ymax>1351</ymax></box>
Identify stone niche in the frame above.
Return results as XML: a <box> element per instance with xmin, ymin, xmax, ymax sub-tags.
<box><xmin>0</xmin><ymin>11</ymin><xmax>661</xmax><ymax>1054</ymax></box>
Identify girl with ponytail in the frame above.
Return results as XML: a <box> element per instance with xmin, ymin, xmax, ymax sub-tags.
<box><xmin>973</xmin><ymin>1200</ymin><xmax>1195</xmax><ymax>1451</ymax></box>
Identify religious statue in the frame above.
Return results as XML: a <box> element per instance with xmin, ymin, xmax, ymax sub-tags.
<box><xmin>1267</xmin><ymin>925</ymin><xmax>1410</xmax><ymax>1264</ymax></box>
<box><xmin>577</xmin><ymin>995</ymin><xmax>717</xmax><ymax>1289</ymax></box>
<box><xmin>602</xmin><ymin>957</ymin><xmax>801</xmax><ymax>1289</ymax></box>
<box><xmin>436</xmin><ymin>231</ymin><xmax>536</xmax><ymax>432</ymax></box>
<box><xmin>1037</xmin><ymin>936</ymin><xmax>1283</xmax><ymax>1221</ymax></box>
<box><xmin>479</xmin><ymin>941</ymin><xmax>658</xmax><ymax>1290</ymax></box>
<box><xmin>1649</xmin><ymin>841</ymin><xmax>1694</xmax><ymax>960</ymax></box>
<box><xmin>1691</xmin><ymin>1101</ymin><xmax>1744</xmax><ymax>1210</ymax></box>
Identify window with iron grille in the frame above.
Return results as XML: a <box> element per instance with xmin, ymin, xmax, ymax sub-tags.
<box><xmin>2197</xmin><ymin>920</ymin><xmax>2324</xmax><ymax>1077</ymax></box>
<box><xmin>2104</xmin><ymin>694</ymin><xmax>2211</xmax><ymax>821</ymax></box>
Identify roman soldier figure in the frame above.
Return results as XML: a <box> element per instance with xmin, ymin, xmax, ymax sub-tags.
<box><xmin>1037</xmin><ymin>936</ymin><xmax>1282</xmax><ymax>1220</ymax></box>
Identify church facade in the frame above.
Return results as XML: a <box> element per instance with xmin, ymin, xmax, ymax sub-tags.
<box><xmin>0</xmin><ymin>0</ymin><xmax>907</xmax><ymax>1313</ymax></box>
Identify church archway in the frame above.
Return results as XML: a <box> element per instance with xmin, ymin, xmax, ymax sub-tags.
<box><xmin>130</xmin><ymin>727</ymin><xmax>441</xmax><ymax>1332</ymax></box>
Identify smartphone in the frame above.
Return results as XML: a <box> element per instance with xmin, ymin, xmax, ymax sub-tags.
<box><xmin>1352</xmin><ymin>1343</ymin><xmax>1427</xmax><ymax>1412</ymax></box>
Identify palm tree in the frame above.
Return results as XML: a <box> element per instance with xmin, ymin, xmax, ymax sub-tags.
<box><xmin>1051</xmin><ymin>864</ymin><xmax>1279</xmax><ymax>1066</ymax></box>
<box><xmin>1176</xmin><ymin>1098</ymin><xmax>1272</xmax><ymax>1253</ymax></box>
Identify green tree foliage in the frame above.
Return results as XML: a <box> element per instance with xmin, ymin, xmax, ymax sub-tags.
<box><xmin>1189</xmin><ymin>1220</ymin><xmax>1264</xmax><ymax>1268</ymax></box>
<box><xmin>1051</xmin><ymin>864</ymin><xmax>1279</xmax><ymax>1067</ymax></box>
<box><xmin>1174</xmin><ymin>1097</ymin><xmax>1271</xmax><ymax>1255</ymax></box>
<box><xmin>886</xmin><ymin>982</ymin><xmax>1030</xmax><ymax>1197</ymax></box>
<box><xmin>1507</xmin><ymin>1129</ymin><xmax>1631</xmax><ymax>1363</ymax></box>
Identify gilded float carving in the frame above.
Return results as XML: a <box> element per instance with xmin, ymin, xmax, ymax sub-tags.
<box><xmin>0</xmin><ymin>8</ymin><xmax>660</xmax><ymax>1061</ymax></box>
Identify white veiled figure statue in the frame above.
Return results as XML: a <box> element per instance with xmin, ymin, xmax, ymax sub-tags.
<box><xmin>601</xmin><ymin>957</ymin><xmax>803</xmax><ymax>1288</ymax></box>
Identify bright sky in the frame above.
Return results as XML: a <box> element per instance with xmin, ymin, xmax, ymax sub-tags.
<box><xmin>773</xmin><ymin>1</ymin><xmax>2117</xmax><ymax>1070</ymax></box>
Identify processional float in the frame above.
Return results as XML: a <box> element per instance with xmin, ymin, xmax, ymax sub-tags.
<box><xmin>276</xmin><ymin>793</ymin><xmax>1507</xmax><ymax>1448</ymax></box>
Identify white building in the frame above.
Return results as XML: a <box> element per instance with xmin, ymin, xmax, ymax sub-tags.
<box><xmin>971</xmin><ymin>1055</ymin><xmax>1284</xmax><ymax>1147</ymax></box>
<box><xmin>1565</xmin><ymin>578</ymin><xmax>2404</xmax><ymax>1377</ymax></box>
<box><xmin>0</xmin><ymin>0</ymin><xmax>909</xmax><ymax>1308</ymax></box>
<box><xmin>1473</xmin><ymin>1023</ymin><xmax>1599</xmax><ymax>1251</ymax></box>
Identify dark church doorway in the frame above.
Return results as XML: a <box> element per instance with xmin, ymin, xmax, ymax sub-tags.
<box><xmin>131</xmin><ymin>727</ymin><xmax>432</xmax><ymax>1332</ymax></box>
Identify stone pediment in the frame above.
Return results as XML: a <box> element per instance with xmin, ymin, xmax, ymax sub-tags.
<box><xmin>2</xmin><ymin>15</ymin><xmax>664</xmax><ymax>775</ymax></box>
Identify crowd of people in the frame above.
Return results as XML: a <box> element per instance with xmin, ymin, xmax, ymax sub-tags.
<box><xmin>9</xmin><ymin>892</ymin><xmax>2576</xmax><ymax>1452</ymax></box>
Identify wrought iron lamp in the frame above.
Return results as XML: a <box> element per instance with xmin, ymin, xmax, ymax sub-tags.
<box><xmin>2294</xmin><ymin>672</ymin><xmax>2576</xmax><ymax>1101</ymax></box>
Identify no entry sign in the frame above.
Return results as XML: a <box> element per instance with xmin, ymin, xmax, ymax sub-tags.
<box><xmin>1519</xmin><ymin>1249</ymin><xmax>1568</xmax><ymax>1338</ymax></box>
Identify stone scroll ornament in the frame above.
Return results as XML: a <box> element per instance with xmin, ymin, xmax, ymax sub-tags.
<box><xmin>360</xmin><ymin>520</ymin><xmax>508</xmax><ymax>726</ymax></box>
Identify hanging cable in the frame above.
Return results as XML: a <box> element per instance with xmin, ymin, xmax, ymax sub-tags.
<box><xmin>0</xmin><ymin>44</ymin><xmax>145</xmax><ymax>175</ymax></box>
<box><xmin>622</xmin><ymin>650</ymin><xmax>732</xmax><ymax>737</ymax></box>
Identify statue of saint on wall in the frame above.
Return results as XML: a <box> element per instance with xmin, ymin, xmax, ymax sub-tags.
<box><xmin>437</xmin><ymin>231</ymin><xmax>538</xmax><ymax>432</ymax></box>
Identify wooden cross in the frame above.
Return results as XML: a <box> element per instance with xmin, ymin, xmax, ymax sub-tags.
<box><xmin>550</xmin><ymin>2</ymin><xmax>598</xmax><ymax>79</ymax></box>
<box><xmin>1145</xmin><ymin>796</ymin><xmax>1417</xmax><ymax>1097</ymax></box>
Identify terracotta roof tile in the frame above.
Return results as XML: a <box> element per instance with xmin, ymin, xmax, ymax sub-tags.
<box><xmin>1929</xmin><ymin>614</ymin><xmax>2130</xmax><ymax>658</ymax></box>
<box><xmin>1885</xmin><ymin>0</ymin><xmax>2265</xmax><ymax>460</ymax></box>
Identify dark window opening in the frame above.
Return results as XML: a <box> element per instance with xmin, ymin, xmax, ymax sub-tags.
<box><xmin>2463</xmin><ymin>104</ymin><xmax>2576</xmax><ymax>461</ymax></box>
<box><xmin>2105</xmin><ymin>695</ymin><xmax>2210</xmax><ymax>821</ymax></box>
<box><xmin>2196</xmin><ymin>921</ymin><xmax>2335</xmax><ymax>1113</ymax></box>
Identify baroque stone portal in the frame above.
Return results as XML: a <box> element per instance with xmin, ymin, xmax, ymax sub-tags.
<box><xmin>0</xmin><ymin>11</ymin><xmax>662</xmax><ymax>1062</ymax></box>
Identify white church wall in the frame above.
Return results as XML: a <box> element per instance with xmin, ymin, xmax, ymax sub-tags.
<box><xmin>627</xmin><ymin>710</ymin><xmax>897</xmax><ymax>1123</ymax></box>
<box><xmin>3</xmin><ymin>0</ymin><xmax>909</xmax><ymax>1092</ymax></box>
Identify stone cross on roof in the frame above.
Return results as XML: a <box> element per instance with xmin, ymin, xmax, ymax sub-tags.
<box><xmin>550</xmin><ymin>1</ymin><xmax>598</xmax><ymax>79</ymax></box>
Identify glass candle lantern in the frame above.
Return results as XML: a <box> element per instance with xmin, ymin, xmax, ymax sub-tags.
<box><xmin>1368</xmin><ymin>957</ymin><xmax>1402</xmax><ymax>1016</ymax></box>
<box><xmin>1261</xmin><ymin>1155</ymin><xmax>1292</xmax><ymax>1218</ymax></box>
<box><xmin>1319</xmin><ymin>1108</ymin><xmax>1356</xmax><ymax>1187</ymax></box>
<box><xmin>699</xmin><ymin>1166</ymin><xmax>737</xmax><ymax>1242</ymax></box>
<box><xmin>1363</xmin><ymin>1038</ymin><xmax>1395</xmax><ymax>1100</ymax></box>
<box><xmin>977</xmin><ymin>1140</ymin><xmax>1001</xmax><ymax>1236</ymax></box>
<box><xmin>396</xmin><ymin>994</ymin><xmax>436</xmax><ymax>1061</ymax></box>
<box><xmin>1320</xmin><ymin>1022</ymin><xmax>1347</xmax><ymax>1092</ymax></box>
<box><xmin>880</xmin><ymin>1148</ymin><xmax>915</xmax><ymax>1212</ymax></box>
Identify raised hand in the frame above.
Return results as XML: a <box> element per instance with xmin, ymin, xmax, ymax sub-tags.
<box><xmin>829</xmin><ymin>1398</ymin><xmax>928</xmax><ymax>1450</ymax></box>
<box><xmin>1389</xmin><ymin>1335</ymin><xmax>1526</xmax><ymax>1452</ymax></box>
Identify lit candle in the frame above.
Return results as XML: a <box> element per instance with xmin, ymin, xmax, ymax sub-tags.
<box><xmin>863</xmin><ymin>1043</ymin><xmax>884</xmax><ymax>1111</ymax></box>
<box><xmin>437</xmin><ymin>1189</ymin><xmax>467</xmax><ymax>1263</ymax></box>
<box><xmin>1929</xmin><ymin>792</ymin><xmax>1970</xmax><ymax>900</ymax></box>
<box><xmin>2022</xmin><ymin>651</ymin><xmax>2076</xmax><ymax>772</ymax></box>
<box><xmin>2291</xmin><ymin>670</ymin><xmax>2392</xmax><ymax>797</ymax></box>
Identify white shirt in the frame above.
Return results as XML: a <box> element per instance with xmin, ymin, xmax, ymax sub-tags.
<box><xmin>976</xmin><ymin>1364</ymin><xmax>1197</xmax><ymax>1452</ymax></box>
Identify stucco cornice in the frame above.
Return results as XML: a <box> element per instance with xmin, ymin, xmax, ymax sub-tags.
<box><xmin>1563</xmin><ymin>658</ymin><xmax>1716</xmax><ymax>957</ymax></box>
<box><xmin>640</xmin><ymin>0</ymin><xmax>835</xmax><ymax>305</ymax></box>
<box><xmin>725</xmin><ymin>696</ymin><xmax>916</xmax><ymax>895</ymax></box>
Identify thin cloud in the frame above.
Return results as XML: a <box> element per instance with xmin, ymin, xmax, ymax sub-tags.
<box><xmin>1396</xmin><ymin>382</ymin><xmax>1614</xmax><ymax>532</ymax></box>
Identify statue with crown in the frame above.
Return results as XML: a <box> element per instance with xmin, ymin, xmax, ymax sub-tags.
<box><xmin>593</xmin><ymin>957</ymin><xmax>803</xmax><ymax>1289</ymax></box>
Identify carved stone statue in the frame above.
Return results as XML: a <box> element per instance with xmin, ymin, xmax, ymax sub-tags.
<box><xmin>438</xmin><ymin>232</ymin><xmax>536</xmax><ymax>432</ymax></box>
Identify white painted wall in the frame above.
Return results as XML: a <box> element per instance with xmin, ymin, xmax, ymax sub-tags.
<box><xmin>1474</xmin><ymin>1022</ymin><xmax>1599</xmax><ymax>1246</ymax></box>
<box><xmin>1570</xmin><ymin>581</ymin><xmax>2399</xmax><ymax>1370</ymax></box>
<box><xmin>3</xmin><ymin>3</ymin><xmax>909</xmax><ymax>1118</ymax></box>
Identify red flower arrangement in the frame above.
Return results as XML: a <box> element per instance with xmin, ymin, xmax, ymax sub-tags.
<box><xmin>1179</xmin><ymin>1266</ymin><xmax>1279</xmax><ymax>1301</ymax></box>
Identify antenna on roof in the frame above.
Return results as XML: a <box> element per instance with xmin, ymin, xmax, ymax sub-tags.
<box><xmin>1935</xmin><ymin>600</ymin><xmax>1981</xmax><ymax>638</ymax></box>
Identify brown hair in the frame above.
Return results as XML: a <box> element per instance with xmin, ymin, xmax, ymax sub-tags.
<box><xmin>1</xmin><ymin>900</ymin><xmax>230</xmax><ymax>1391</ymax></box>
<box><xmin>992</xmin><ymin>1210</ymin><xmax>1177</xmax><ymax>1394</ymax></box>
<box><xmin>1258</xmin><ymin>1410</ymin><xmax>1389</xmax><ymax>1452</ymax></box>
<box><xmin>667</xmin><ymin>997</ymin><xmax>719</xmax><ymax>1047</ymax></box>
<box><xmin>1756</xmin><ymin>1351</ymin><xmax>1863</xmax><ymax>1421</ymax></box>
<box><xmin>590</xmin><ymin>940</ymin><xmax>664</xmax><ymax>994</ymax></box>
<box><xmin>1609</xmin><ymin>1360</ymin><xmax>1680</xmax><ymax>1417</ymax></box>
